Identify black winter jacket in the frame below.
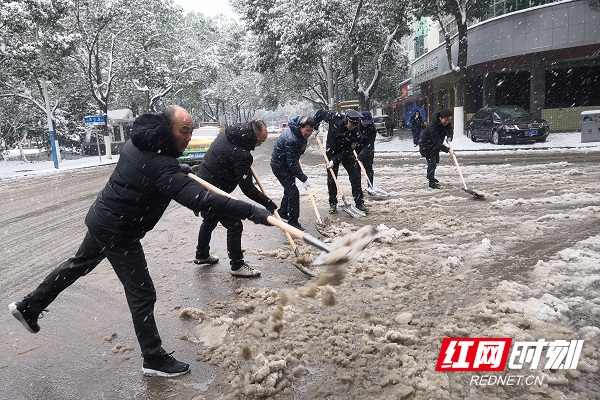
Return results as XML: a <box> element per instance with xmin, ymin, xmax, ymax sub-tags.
<box><xmin>356</xmin><ymin>123</ymin><xmax>376</xmax><ymax>158</ymax></box>
<box><xmin>410</xmin><ymin>115</ymin><xmax>425</xmax><ymax>134</ymax></box>
<box><xmin>419</xmin><ymin>111</ymin><xmax>454</xmax><ymax>158</ymax></box>
<box><xmin>314</xmin><ymin>109</ymin><xmax>361</xmax><ymax>163</ymax></box>
<box><xmin>270</xmin><ymin>115</ymin><xmax>308</xmax><ymax>182</ymax></box>
<box><xmin>197</xmin><ymin>122</ymin><xmax>271</xmax><ymax>207</ymax></box>
<box><xmin>85</xmin><ymin>113</ymin><xmax>257</xmax><ymax>242</ymax></box>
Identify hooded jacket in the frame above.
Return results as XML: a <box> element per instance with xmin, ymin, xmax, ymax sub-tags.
<box><xmin>419</xmin><ymin>111</ymin><xmax>454</xmax><ymax>158</ymax></box>
<box><xmin>197</xmin><ymin>122</ymin><xmax>271</xmax><ymax>207</ymax></box>
<box><xmin>270</xmin><ymin>116</ymin><xmax>308</xmax><ymax>182</ymax></box>
<box><xmin>84</xmin><ymin>113</ymin><xmax>257</xmax><ymax>242</ymax></box>
<box><xmin>314</xmin><ymin>109</ymin><xmax>361</xmax><ymax>163</ymax></box>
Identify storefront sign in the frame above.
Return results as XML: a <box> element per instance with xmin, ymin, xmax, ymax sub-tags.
<box><xmin>414</xmin><ymin>57</ymin><xmax>438</xmax><ymax>81</ymax></box>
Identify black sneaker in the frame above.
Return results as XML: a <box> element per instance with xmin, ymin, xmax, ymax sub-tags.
<box><xmin>193</xmin><ymin>255</ymin><xmax>219</xmax><ymax>265</ymax></box>
<box><xmin>429</xmin><ymin>182</ymin><xmax>440</xmax><ymax>189</ymax></box>
<box><xmin>329</xmin><ymin>203</ymin><xmax>337</xmax><ymax>215</ymax></box>
<box><xmin>278</xmin><ymin>211</ymin><xmax>289</xmax><ymax>220</ymax></box>
<box><xmin>288</xmin><ymin>221</ymin><xmax>305</xmax><ymax>231</ymax></box>
<box><xmin>356</xmin><ymin>204</ymin><xmax>369</xmax><ymax>213</ymax></box>
<box><xmin>142</xmin><ymin>352</ymin><xmax>190</xmax><ymax>377</ymax></box>
<box><xmin>9</xmin><ymin>300</ymin><xmax>41</xmax><ymax>333</ymax></box>
<box><xmin>433</xmin><ymin>178</ymin><xmax>439</xmax><ymax>183</ymax></box>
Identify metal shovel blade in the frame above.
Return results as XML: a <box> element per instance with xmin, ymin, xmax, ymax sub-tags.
<box><xmin>313</xmin><ymin>225</ymin><xmax>378</xmax><ymax>265</ymax></box>
<box><xmin>367</xmin><ymin>183</ymin><xmax>390</xmax><ymax>197</ymax></box>
<box><xmin>462</xmin><ymin>187</ymin><xmax>485</xmax><ymax>200</ymax></box>
<box><xmin>341</xmin><ymin>196</ymin><xmax>366</xmax><ymax>218</ymax></box>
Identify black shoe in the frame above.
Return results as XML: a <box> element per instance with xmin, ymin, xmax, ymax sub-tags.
<box><xmin>429</xmin><ymin>182</ymin><xmax>440</xmax><ymax>189</ymax></box>
<box><xmin>142</xmin><ymin>352</ymin><xmax>190</xmax><ymax>377</ymax></box>
<box><xmin>278</xmin><ymin>211</ymin><xmax>289</xmax><ymax>220</ymax></box>
<box><xmin>288</xmin><ymin>221</ymin><xmax>305</xmax><ymax>231</ymax></box>
<box><xmin>193</xmin><ymin>255</ymin><xmax>219</xmax><ymax>265</ymax></box>
<box><xmin>433</xmin><ymin>178</ymin><xmax>439</xmax><ymax>183</ymax></box>
<box><xmin>356</xmin><ymin>204</ymin><xmax>369</xmax><ymax>213</ymax></box>
<box><xmin>9</xmin><ymin>299</ymin><xmax>42</xmax><ymax>333</ymax></box>
<box><xmin>329</xmin><ymin>203</ymin><xmax>337</xmax><ymax>214</ymax></box>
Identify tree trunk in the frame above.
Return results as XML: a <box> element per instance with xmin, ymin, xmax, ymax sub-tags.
<box><xmin>18</xmin><ymin>130</ymin><xmax>29</xmax><ymax>162</ymax></box>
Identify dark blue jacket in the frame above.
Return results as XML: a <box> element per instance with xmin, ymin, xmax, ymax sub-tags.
<box><xmin>419</xmin><ymin>111</ymin><xmax>454</xmax><ymax>158</ymax></box>
<box><xmin>85</xmin><ymin>113</ymin><xmax>257</xmax><ymax>242</ymax></box>
<box><xmin>270</xmin><ymin>116</ymin><xmax>308</xmax><ymax>182</ymax></box>
<box><xmin>314</xmin><ymin>109</ymin><xmax>361</xmax><ymax>163</ymax></box>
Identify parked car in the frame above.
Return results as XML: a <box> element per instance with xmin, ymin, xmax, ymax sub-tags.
<box><xmin>280</xmin><ymin>122</ymin><xmax>289</xmax><ymax>132</ymax></box>
<box><xmin>373</xmin><ymin>115</ymin><xmax>391</xmax><ymax>136</ymax></box>
<box><xmin>267</xmin><ymin>125</ymin><xmax>282</xmax><ymax>134</ymax></box>
<box><xmin>177</xmin><ymin>126</ymin><xmax>222</xmax><ymax>165</ymax></box>
<box><xmin>466</xmin><ymin>105</ymin><xmax>549</xmax><ymax>144</ymax></box>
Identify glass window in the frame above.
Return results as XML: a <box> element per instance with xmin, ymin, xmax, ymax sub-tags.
<box><xmin>494</xmin><ymin>106</ymin><xmax>532</xmax><ymax>119</ymax></box>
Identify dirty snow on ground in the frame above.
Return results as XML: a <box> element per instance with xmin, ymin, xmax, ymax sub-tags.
<box><xmin>171</xmin><ymin>144</ymin><xmax>600</xmax><ymax>399</ymax></box>
<box><xmin>3</xmin><ymin>131</ymin><xmax>600</xmax><ymax>399</ymax></box>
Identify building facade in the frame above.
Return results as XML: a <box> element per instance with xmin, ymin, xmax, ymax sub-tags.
<box><xmin>398</xmin><ymin>0</ymin><xmax>600</xmax><ymax>131</ymax></box>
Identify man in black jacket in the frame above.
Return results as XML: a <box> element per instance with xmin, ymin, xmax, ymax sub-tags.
<box><xmin>8</xmin><ymin>106</ymin><xmax>271</xmax><ymax>378</ymax></box>
<box><xmin>270</xmin><ymin>115</ymin><xmax>315</xmax><ymax>231</ymax></box>
<box><xmin>194</xmin><ymin>120</ymin><xmax>277</xmax><ymax>277</ymax></box>
<box><xmin>419</xmin><ymin>109</ymin><xmax>454</xmax><ymax>188</ymax></box>
<box><xmin>314</xmin><ymin>109</ymin><xmax>366</xmax><ymax>215</ymax></box>
<box><xmin>357</xmin><ymin>110</ymin><xmax>377</xmax><ymax>185</ymax></box>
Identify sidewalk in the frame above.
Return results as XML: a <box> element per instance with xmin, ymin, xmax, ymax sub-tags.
<box><xmin>376</xmin><ymin>131</ymin><xmax>600</xmax><ymax>155</ymax></box>
<box><xmin>0</xmin><ymin>155</ymin><xmax>119</xmax><ymax>180</ymax></box>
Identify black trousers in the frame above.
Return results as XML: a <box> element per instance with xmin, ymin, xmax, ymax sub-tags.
<box><xmin>327</xmin><ymin>157</ymin><xmax>363</xmax><ymax>206</ymax></box>
<box><xmin>196</xmin><ymin>211</ymin><xmax>244</xmax><ymax>268</ymax></box>
<box><xmin>412</xmin><ymin>130</ymin><xmax>421</xmax><ymax>146</ymax></box>
<box><xmin>358</xmin><ymin>151</ymin><xmax>374</xmax><ymax>184</ymax></box>
<box><xmin>272</xmin><ymin>169</ymin><xmax>300</xmax><ymax>224</ymax></box>
<box><xmin>426</xmin><ymin>153</ymin><xmax>440</xmax><ymax>183</ymax></box>
<box><xmin>25</xmin><ymin>231</ymin><xmax>164</xmax><ymax>357</ymax></box>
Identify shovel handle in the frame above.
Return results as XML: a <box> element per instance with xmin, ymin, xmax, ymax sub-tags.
<box><xmin>249</xmin><ymin>166</ymin><xmax>299</xmax><ymax>254</ymax></box>
<box><xmin>187</xmin><ymin>173</ymin><xmax>238</xmax><ymax>199</ymax></box>
<box><xmin>353</xmin><ymin>149</ymin><xmax>373</xmax><ymax>188</ymax></box>
<box><xmin>446</xmin><ymin>140</ymin><xmax>468</xmax><ymax>190</ymax></box>
<box><xmin>315</xmin><ymin>134</ymin><xmax>346</xmax><ymax>197</ymax></box>
<box><xmin>306</xmin><ymin>186</ymin><xmax>323</xmax><ymax>224</ymax></box>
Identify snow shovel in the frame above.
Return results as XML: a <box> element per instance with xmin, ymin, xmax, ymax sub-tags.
<box><xmin>446</xmin><ymin>140</ymin><xmax>485</xmax><ymax>200</ymax></box>
<box><xmin>249</xmin><ymin>166</ymin><xmax>300</xmax><ymax>258</ymax></box>
<box><xmin>186</xmin><ymin>173</ymin><xmax>377</xmax><ymax>272</ymax></box>
<box><xmin>314</xmin><ymin>135</ymin><xmax>366</xmax><ymax>218</ymax></box>
<box><xmin>352</xmin><ymin>149</ymin><xmax>390</xmax><ymax>197</ymax></box>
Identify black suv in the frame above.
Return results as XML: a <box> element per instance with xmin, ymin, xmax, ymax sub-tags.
<box><xmin>466</xmin><ymin>106</ymin><xmax>549</xmax><ymax>144</ymax></box>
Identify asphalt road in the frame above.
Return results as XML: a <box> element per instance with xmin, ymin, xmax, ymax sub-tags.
<box><xmin>1</xmin><ymin>139</ymin><xmax>599</xmax><ymax>399</ymax></box>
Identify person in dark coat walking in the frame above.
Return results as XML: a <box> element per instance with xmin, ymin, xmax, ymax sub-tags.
<box><xmin>385</xmin><ymin>116</ymin><xmax>395</xmax><ymax>137</ymax></box>
<box><xmin>8</xmin><ymin>106</ymin><xmax>271</xmax><ymax>377</ymax></box>
<box><xmin>194</xmin><ymin>120</ymin><xmax>277</xmax><ymax>277</ymax></box>
<box><xmin>357</xmin><ymin>110</ymin><xmax>377</xmax><ymax>184</ymax></box>
<box><xmin>410</xmin><ymin>110</ymin><xmax>425</xmax><ymax>147</ymax></box>
<box><xmin>419</xmin><ymin>109</ymin><xmax>454</xmax><ymax>189</ymax></box>
<box><xmin>313</xmin><ymin>109</ymin><xmax>367</xmax><ymax>214</ymax></box>
<box><xmin>270</xmin><ymin>115</ymin><xmax>316</xmax><ymax>231</ymax></box>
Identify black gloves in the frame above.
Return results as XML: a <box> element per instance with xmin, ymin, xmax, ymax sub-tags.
<box><xmin>266</xmin><ymin>200</ymin><xmax>278</xmax><ymax>214</ymax></box>
<box><xmin>180</xmin><ymin>163</ymin><xmax>194</xmax><ymax>175</ymax></box>
<box><xmin>248</xmin><ymin>205</ymin><xmax>272</xmax><ymax>226</ymax></box>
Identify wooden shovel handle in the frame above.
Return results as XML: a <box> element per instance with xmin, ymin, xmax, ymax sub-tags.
<box><xmin>315</xmin><ymin>134</ymin><xmax>345</xmax><ymax>197</ymax></box>
<box><xmin>249</xmin><ymin>167</ymin><xmax>300</xmax><ymax>251</ymax></box>
<box><xmin>446</xmin><ymin>140</ymin><xmax>468</xmax><ymax>189</ymax></box>
<box><xmin>353</xmin><ymin>149</ymin><xmax>373</xmax><ymax>188</ymax></box>
<box><xmin>188</xmin><ymin>172</ymin><xmax>304</xmax><ymax>241</ymax></box>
